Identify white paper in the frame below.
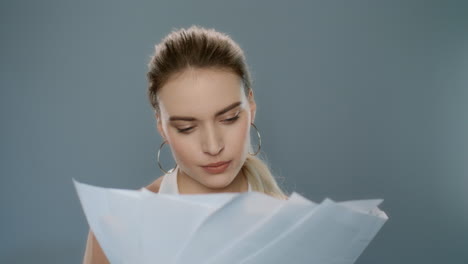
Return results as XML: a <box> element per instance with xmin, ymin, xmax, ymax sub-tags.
<box><xmin>73</xmin><ymin>179</ymin><xmax>388</xmax><ymax>264</ymax></box>
<box><xmin>205</xmin><ymin>193</ymin><xmax>317</xmax><ymax>264</ymax></box>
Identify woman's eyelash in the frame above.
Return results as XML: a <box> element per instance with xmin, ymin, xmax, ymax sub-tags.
<box><xmin>176</xmin><ymin>114</ymin><xmax>240</xmax><ymax>134</ymax></box>
<box><xmin>223</xmin><ymin>114</ymin><xmax>240</xmax><ymax>122</ymax></box>
<box><xmin>177</xmin><ymin>127</ymin><xmax>194</xmax><ymax>133</ymax></box>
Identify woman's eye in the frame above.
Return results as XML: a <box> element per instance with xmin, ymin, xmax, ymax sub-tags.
<box><xmin>176</xmin><ymin>114</ymin><xmax>239</xmax><ymax>133</ymax></box>
<box><xmin>177</xmin><ymin>127</ymin><xmax>194</xmax><ymax>134</ymax></box>
<box><xmin>223</xmin><ymin>114</ymin><xmax>240</xmax><ymax>123</ymax></box>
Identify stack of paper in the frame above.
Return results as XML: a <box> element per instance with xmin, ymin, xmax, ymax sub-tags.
<box><xmin>73</xmin><ymin>180</ymin><xmax>388</xmax><ymax>264</ymax></box>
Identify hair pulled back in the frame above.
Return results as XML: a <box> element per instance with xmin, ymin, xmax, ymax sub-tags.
<box><xmin>147</xmin><ymin>25</ymin><xmax>286</xmax><ymax>199</ymax></box>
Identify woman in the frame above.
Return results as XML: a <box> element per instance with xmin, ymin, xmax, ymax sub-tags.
<box><xmin>83</xmin><ymin>25</ymin><xmax>287</xmax><ymax>264</ymax></box>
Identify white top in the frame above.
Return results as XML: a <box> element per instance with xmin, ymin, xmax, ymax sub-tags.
<box><xmin>158</xmin><ymin>166</ymin><xmax>252</xmax><ymax>194</ymax></box>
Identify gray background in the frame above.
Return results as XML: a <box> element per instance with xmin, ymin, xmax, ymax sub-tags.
<box><xmin>1</xmin><ymin>0</ymin><xmax>467</xmax><ymax>263</ymax></box>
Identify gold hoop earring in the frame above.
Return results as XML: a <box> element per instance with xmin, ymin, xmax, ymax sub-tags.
<box><xmin>249</xmin><ymin>123</ymin><xmax>262</xmax><ymax>156</ymax></box>
<box><xmin>157</xmin><ymin>141</ymin><xmax>177</xmax><ymax>174</ymax></box>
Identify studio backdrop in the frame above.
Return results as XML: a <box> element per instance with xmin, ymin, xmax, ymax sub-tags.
<box><xmin>1</xmin><ymin>0</ymin><xmax>467</xmax><ymax>263</ymax></box>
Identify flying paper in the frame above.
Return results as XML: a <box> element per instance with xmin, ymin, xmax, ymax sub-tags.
<box><xmin>74</xmin><ymin>180</ymin><xmax>387</xmax><ymax>264</ymax></box>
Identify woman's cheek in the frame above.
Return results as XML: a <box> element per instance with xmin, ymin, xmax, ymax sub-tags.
<box><xmin>227</xmin><ymin>119</ymin><xmax>250</xmax><ymax>155</ymax></box>
<box><xmin>168</xmin><ymin>133</ymin><xmax>197</xmax><ymax>167</ymax></box>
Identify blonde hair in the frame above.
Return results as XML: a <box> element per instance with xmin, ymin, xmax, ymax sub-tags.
<box><xmin>242</xmin><ymin>155</ymin><xmax>287</xmax><ymax>199</ymax></box>
<box><xmin>147</xmin><ymin>25</ymin><xmax>287</xmax><ymax>199</ymax></box>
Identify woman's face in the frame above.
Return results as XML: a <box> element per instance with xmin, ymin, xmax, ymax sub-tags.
<box><xmin>156</xmin><ymin>67</ymin><xmax>256</xmax><ymax>192</ymax></box>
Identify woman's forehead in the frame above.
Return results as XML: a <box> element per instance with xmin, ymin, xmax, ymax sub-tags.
<box><xmin>158</xmin><ymin>68</ymin><xmax>246</xmax><ymax>117</ymax></box>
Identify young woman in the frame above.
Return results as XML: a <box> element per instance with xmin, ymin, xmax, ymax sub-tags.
<box><xmin>83</xmin><ymin>25</ymin><xmax>287</xmax><ymax>264</ymax></box>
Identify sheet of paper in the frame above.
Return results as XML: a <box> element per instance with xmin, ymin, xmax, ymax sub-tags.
<box><xmin>174</xmin><ymin>192</ymin><xmax>287</xmax><ymax>263</ymax></box>
<box><xmin>74</xmin><ymin>180</ymin><xmax>234</xmax><ymax>263</ymax></box>
<box><xmin>74</xmin><ymin>179</ymin><xmax>388</xmax><ymax>264</ymax></box>
<box><xmin>239</xmin><ymin>199</ymin><xmax>388</xmax><ymax>264</ymax></box>
<box><xmin>205</xmin><ymin>193</ymin><xmax>317</xmax><ymax>264</ymax></box>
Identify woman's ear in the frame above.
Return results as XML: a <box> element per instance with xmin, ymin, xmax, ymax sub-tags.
<box><xmin>155</xmin><ymin>112</ymin><xmax>167</xmax><ymax>141</ymax></box>
<box><xmin>248</xmin><ymin>90</ymin><xmax>257</xmax><ymax>123</ymax></box>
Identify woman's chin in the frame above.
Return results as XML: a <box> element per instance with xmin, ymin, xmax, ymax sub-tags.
<box><xmin>201</xmin><ymin>175</ymin><xmax>234</xmax><ymax>190</ymax></box>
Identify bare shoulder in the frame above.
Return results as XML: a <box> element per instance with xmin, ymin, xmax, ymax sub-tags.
<box><xmin>83</xmin><ymin>230</ymin><xmax>110</xmax><ymax>264</ymax></box>
<box><xmin>144</xmin><ymin>175</ymin><xmax>164</xmax><ymax>193</ymax></box>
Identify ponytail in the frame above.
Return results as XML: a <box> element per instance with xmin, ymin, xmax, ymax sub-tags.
<box><xmin>242</xmin><ymin>155</ymin><xmax>288</xmax><ymax>199</ymax></box>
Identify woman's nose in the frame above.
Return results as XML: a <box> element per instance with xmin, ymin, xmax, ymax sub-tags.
<box><xmin>201</xmin><ymin>125</ymin><xmax>224</xmax><ymax>156</ymax></box>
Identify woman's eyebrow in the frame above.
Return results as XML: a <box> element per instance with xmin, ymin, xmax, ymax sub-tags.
<box><xmin>169</xmin><ymin>101</ymin><xmax>242</xmax><ymax>122</ymax></box>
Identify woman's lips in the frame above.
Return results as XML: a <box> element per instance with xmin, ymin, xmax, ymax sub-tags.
<box><xmin>201</xmin><ymin>161</ymin><xmax>231</xmax><ymax>174</ymax></box>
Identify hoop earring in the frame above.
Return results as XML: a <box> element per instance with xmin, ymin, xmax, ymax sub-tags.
<box><xmin>157</xmin><ymin>141</ymin><xmax>177</xmax><ymax>174</ymax></box>
<box><xmin>249</xmin><ymin>123</ymin><xmax>262</xmax><ymax>156</ymax></box>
